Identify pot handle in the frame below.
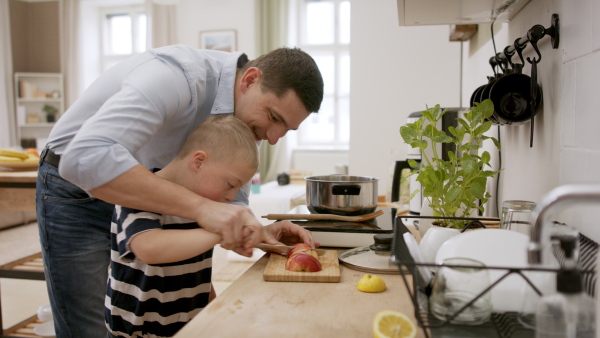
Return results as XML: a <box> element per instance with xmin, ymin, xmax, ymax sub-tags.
<box><xmin>527</xmin><ymin>28</ymin><xmax>544</xmax><ymax>148</ymax></box>
<box><xmin>332</xmin><ymin>184</ymin><xmax>361</xmax><ymax>195</ymax></box>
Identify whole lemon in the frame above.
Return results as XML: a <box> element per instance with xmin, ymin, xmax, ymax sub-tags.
<box><xmin>357</xmin><ymin>274</ymin><xmax>386</xmax><ymax>293</ymax></box>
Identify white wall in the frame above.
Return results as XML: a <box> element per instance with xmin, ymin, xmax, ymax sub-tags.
<box><xmin>461</xmin><ymin>0</ymin><xmax>600</xmax><ymax>242</ymax></box>
<box><xmin>349</xmin><ymin>0</ymin><xmax>461</xmax><ymax>200</ymax></box>
<box><xmin>175</xmin><ymin>0</ymin><xmax>256</xmax><ymax>58</ymax></box>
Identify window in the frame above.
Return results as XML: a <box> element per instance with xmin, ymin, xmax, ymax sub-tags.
<box><xmin>100</xmin><ymin>5</ymin><xmax>147</xmax><ymax>72</ymax></box>
<box><xmin>290</xmin><ymin>0</ymin><xmax>350</xmax><ymax>148</ymax></box>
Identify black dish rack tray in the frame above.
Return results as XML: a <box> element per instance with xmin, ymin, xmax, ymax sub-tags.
<box><xmin>390</xmin><ymin>216</ymin><xmax>597</xmax><ymax>338</ymax></box>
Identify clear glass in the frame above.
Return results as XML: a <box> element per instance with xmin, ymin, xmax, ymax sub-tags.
<box><xmin>338</xmin><ymin>97</ymin><xmax>350</xmax><ymax>143</ymax></box>
<box><xmin>305</xmin><ymin>1</ymin><xmax>334</xmax><ymax>44</ymax></box>
<box><xmin>430</xmin><ymin>258</ymin><xmax>492</xmax><ymax>325</ymax></box>
<box><xmin>293</xmin><ymin>0</ymin><xmax>351</xmax><ymax>147</ymax></box>
<box><xmin>339</xmin><ymin>0</ymin><xmax>351</xmax><ymax>44</ymax></box>
<box><xmin>313</xmin><ymin>54</ymin><xmax>335</xmax><ymax>95</ymax></box>
<box><xmin>535</xmin><ymin>292</ymin><xmax>596</xmax><ymax>337</ymax></box>
<box><xmin>339</xmin><ymin>53</ymin><xmax>350</xmax><ymax>95</ymax></box>
<box><xmin>136</xmin><ymin>14</ymin><xmax>147</xmax><ymax>52</ymax></box>
<box><xmin>299</xmin><ymin>99</ymin><xmax>335</xmax><ymax>143</ymax></box>
<box><xmin>107</xmin><ymin>14</ymin><xmax>132</xmax><ymax>55</ymax></box>
<box><xmin>500</xmin><ymin>200</ymin><xmax>536</xmax><ymax>235</ymax></box>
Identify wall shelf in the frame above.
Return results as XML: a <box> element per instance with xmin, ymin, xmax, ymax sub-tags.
<box><xmin>13</xmin><ymin>72</ymin><xmax>64</xmax><ymax>149</ymax></box>
<box><xmin>397</xmin><ymin>0</ymin><xmax>531</xmax><ymax>26</ymax></box>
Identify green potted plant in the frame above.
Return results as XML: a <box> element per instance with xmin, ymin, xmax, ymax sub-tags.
<box><xmin>42</xmin><ymin>104</ymin><xmax>58</xmax><ymax>123</ymax></box>
<box><xmin>399</xmin><ymin>99</ymin><xmax>501</xmax><ymax>229</ymax></box>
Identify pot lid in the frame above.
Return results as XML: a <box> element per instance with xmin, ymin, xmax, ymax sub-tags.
<box><xmin>338</xmin><ymin>234</ymin><xmax>400</xmax><ymax>274</ymax></box>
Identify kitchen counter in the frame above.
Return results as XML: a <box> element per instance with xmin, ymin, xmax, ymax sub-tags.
<box><xmin>175</xmin><ymin>252</ymin><xmax>426</xmax><ymax>338</ymax></box>
<box><xmin>0</xmin><ymin>170</ymin><xmax>37</xmax><ymax>212</ymax></box>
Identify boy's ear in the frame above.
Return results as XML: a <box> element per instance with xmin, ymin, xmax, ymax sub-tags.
<box><xmin>190</xmin><ymin>150</ymin><xmax>208</xmax><ymax>171</ymax></box>
<box><xmin>239</xmin><ymin>67</ymin><xmax>262</xmax><ymax>94</ymax></box>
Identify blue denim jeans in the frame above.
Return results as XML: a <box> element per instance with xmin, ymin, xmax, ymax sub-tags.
<box><xmin>36</xmin><ymin>159</ymin><xmax>114</xmax><ymax>338</ymax></box>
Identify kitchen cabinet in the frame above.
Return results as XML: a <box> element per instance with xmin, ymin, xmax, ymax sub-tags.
<box><xmin>13</xmin><ymin>73</ymin><xmax>64</xmax><ymax>149</ymax></box>
<box><xmin>396</xmin><ymin>0</ymin><xmax>530</xmax><ymax>26</ymax></box>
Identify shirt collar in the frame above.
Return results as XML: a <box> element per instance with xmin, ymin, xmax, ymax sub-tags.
<box><xmin>211</xmin><ymin>52</ymin><xmax>245</xmax><ymax>115</ymax></box>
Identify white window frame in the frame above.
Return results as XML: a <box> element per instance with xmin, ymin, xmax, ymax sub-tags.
<box><xmin>99</xmin><ymin>5</ymin><xmax>146</xmax><ymax>72</ymax></box>
<box><xmin>289</xmin><ymin>0</ymin><xmax>350</xmax><ymax>149</ymax></box>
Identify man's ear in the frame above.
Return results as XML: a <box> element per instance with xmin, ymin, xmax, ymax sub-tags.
<box><xmin>190</xmin><ymin>150</ymin><xmax>208</xmax><ymax>171</ymax></box>
<box><xmin>239</xmin><ymin>67</ymin><xmax>262</xmax><ymax>94</ymax></box>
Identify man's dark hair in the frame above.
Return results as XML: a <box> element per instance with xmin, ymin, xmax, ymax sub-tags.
<box><xmin>243</xmin><ymin>48</ymin><xmax>324</xmax><ymax>113</ymax></box>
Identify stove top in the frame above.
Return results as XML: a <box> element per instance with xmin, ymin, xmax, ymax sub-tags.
<box><xmin>288</xmin><ymin>205</ymin><xmax>395</xmax><ymax>233</ymax></box>
<box><xmin>286</xmin><ymin>206</ymin><xmax>396</xmax><ymax>248</ymax></box>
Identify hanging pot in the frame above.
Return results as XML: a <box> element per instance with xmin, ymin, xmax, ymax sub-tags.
<box><xmin>470</xmin><ymin>84</ymin><xmax>487</xmax><ymax>108</ymax></box>
<box><xmin>489</xmin><ymin>70</ymin><xmax>542</xmax><ymax>125</ymax></box>
<box><xmin>479</xmin><ymin>76</ymin><xmax>502</xmax><ymax>125</ymax></box>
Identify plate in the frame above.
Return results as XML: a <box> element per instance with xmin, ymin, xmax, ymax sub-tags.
<box><xmin>435</xmin><ymin>229</ymin><xmax>558</xmax><ymax>312</ymax></box>
<box><xmin>0</xmin><ymin>161</ymin><xmax>39</xmax><ymax>170</ymax></box>
<box><xmin>33</xmin><ymin>321</ymin><xmax>55</xmax><ymax>337</ymax></box>
<box><xmin>403</xmin><ymin>232</ymin><xmax>432</xmax><ymax>286</ymax></box>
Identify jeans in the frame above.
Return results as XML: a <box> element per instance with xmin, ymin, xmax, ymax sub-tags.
<box><xmin>36</xmin><ymin>158</ymin><xmax>114</xmax><ymax>338</ymax></box>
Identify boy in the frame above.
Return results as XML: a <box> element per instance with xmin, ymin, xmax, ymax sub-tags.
<box><xmin>105</xmin><ymin>116</ymin><xmax>259</xmax><ymax>337</ymax></box>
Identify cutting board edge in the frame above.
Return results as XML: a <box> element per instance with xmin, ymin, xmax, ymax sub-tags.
<box><xmin>262</xmin><ymin>250</ymin><xmax>341</xmax><ymax>283</ymax></box>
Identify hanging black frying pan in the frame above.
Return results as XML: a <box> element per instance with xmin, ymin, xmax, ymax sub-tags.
<box><xmin>470</xmin><ymin>84</ymin><xmax>487</xmax><ymax>108</ymax></box>
<box><xmin>489</xmin><ymin>71</ymin><xmax>542</xmax><ymax>125</ymax></box>
<box><xmin>489</xmin><ymin>34</ymin><xmax>544</xmax><ymax>148</ymax></box>
<box><xmin>480</xmin><ymin>76</ymin><xmax>503</xmax><ymax>125</ymax></box>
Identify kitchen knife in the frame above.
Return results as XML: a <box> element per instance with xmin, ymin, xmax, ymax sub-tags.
<box><xmin>255</xmin><ymin>243</ymin><xmax>326</xmax><ymax>256</ymax></box>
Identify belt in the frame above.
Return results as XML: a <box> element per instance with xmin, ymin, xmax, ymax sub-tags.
<box><xmin>41</xmin><ymin>147</ymin><xmax>61</xmax><ymax>167</ymax></box>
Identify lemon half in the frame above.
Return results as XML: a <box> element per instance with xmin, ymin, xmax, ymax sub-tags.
<box><xmin>356</xmin><ymin>274</ymin><xmax>386</xmax><ymax>293</ymax></box>
<box><xmin>373</xmin><ymin>310</ymin><xmax>417</xmax><ymax>338</ymax></box>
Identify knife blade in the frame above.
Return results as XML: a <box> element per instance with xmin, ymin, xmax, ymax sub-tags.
<box><xmin>255</xmin><ymin>243</ymin><xmax>326</xmax><ymax>256</ymax></box>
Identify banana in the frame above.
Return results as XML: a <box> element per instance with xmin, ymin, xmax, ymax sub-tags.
<box><xmin>0</xmin><ymin>155</ymin><xmax>24</xmax><ymax>162</ymax></box>
<box><xmin>0</xmin><ymin>148</ymin><xmax>28</xmax><ymax>160</ymax></box>
<box><xmin>24</xmin><ymin>154</ymin><xmax>39</xmax><ymax>163</ymax></box>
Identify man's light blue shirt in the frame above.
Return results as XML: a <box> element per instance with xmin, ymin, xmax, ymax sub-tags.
<box><xmin>47</xmin><ymin>45</ymin><xmax>249</xmax><ymax>203</ymax></box>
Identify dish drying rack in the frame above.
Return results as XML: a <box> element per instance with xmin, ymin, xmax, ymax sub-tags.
<box><xmin>391</xmin><ymin>216</ymin><xmax>597</xmax><ymax>338</ymax></box>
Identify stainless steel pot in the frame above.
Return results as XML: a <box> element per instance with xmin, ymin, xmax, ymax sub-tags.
<box><xmin>305</xmin><ymin>175</ymin><xmax>379</xmax><ymax>215</ymax></box>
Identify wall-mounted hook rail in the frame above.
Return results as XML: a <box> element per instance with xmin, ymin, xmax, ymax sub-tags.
<box><xmin>492</xmin><ymin>14</ymin><xmax>560</xmax><ymax>70</ymax></box>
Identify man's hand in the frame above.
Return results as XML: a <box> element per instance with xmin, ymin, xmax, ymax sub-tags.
<box><xmin>90</xmin><ymin>165</ymin><xmax>265</xmax><ymax>256</ymax></box>
<box><xmin>193</xmin><ymin>200</ymin><xmax>264</xmax><ymax>257</ymax></box>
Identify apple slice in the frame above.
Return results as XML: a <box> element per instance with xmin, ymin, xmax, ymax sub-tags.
<box><xmin>285</xmin><ymin>252</ymin><xmax>323</xmax><ymax>272</ymax></box>
<box><xmin>288</xmin><ymin>243</ymin><xmax>319</xmax><ymax>258</ymax></box>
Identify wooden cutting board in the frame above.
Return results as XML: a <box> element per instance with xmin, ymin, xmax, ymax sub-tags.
<box><xmin>263</xmin><ymin>250</ymin><xmax>341</xmax><ymax>283</ymax></box>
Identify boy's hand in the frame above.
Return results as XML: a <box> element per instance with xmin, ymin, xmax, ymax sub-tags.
<box><xmin>229</xmin><ymin>221</ymin><xmax>319</xmax><ymax>257</ymax></box>
<box><xmin>263</xmin><ymin>220</ymin><xmax>319</xmax><ymax>248</ymax></box>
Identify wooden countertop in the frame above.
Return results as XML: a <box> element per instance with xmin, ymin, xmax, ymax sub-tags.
<box><xmin>0</xmin><ymin>169</ymin><xmax>37</xmax><ymax>184</ymax></box>
<box><xmin>175</xmin><ymin>252</ymin><xmax>426</xmax><ymax>338</ymax></box>
<box><xmin>0</xmin><ymin>169</ymin><xmax>37</xmax><ymax>211</ymax></box>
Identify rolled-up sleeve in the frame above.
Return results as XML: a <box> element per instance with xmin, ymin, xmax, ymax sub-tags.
<box><xmin>60</xmin><ymin>58</ymin><xmax>192</xmax><ymax>192</ymax></box>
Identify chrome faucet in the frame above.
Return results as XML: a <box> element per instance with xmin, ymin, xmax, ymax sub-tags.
<box><xmin>528</xmin><ymin>184</ymin><xmax>600</xmax><ymax>264</ymax></box>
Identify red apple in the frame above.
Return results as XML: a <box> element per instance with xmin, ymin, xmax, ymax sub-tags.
<box><xmin>287</xmin><ymin>243</ymin><xmax>312</xmax><ymax>257</ymax></box>
<box><xmin>285</xmin><ymin>252</ymin><xmax>323</xmax><ymax>272</ymax></box>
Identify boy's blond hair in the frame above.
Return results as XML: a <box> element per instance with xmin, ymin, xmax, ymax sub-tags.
<box><xmin>177</xmin><ymin>115</ymin><xmax>259</xmax><ymax>171</ymax></box>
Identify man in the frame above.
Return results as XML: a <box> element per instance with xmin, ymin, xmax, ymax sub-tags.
<box><xmin>36</xmin><ymin>45</ymin><xmax>323</xmax><ymax>338</ymax></box>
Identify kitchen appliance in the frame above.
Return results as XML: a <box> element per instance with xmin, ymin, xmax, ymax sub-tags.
<box><xmin>285</xmin><ymin>205</ymin><xmax>396</xmax><ymax>248</ymax></box>
<box><xmin>392</xmin><ymin>111</ymin><xmax>423</xmax><ymax>215</ymax></box>
<box><xmin>305</xmin><ymin>175</ymin><xmax>378</xmax><ymax>216</ymax></box>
